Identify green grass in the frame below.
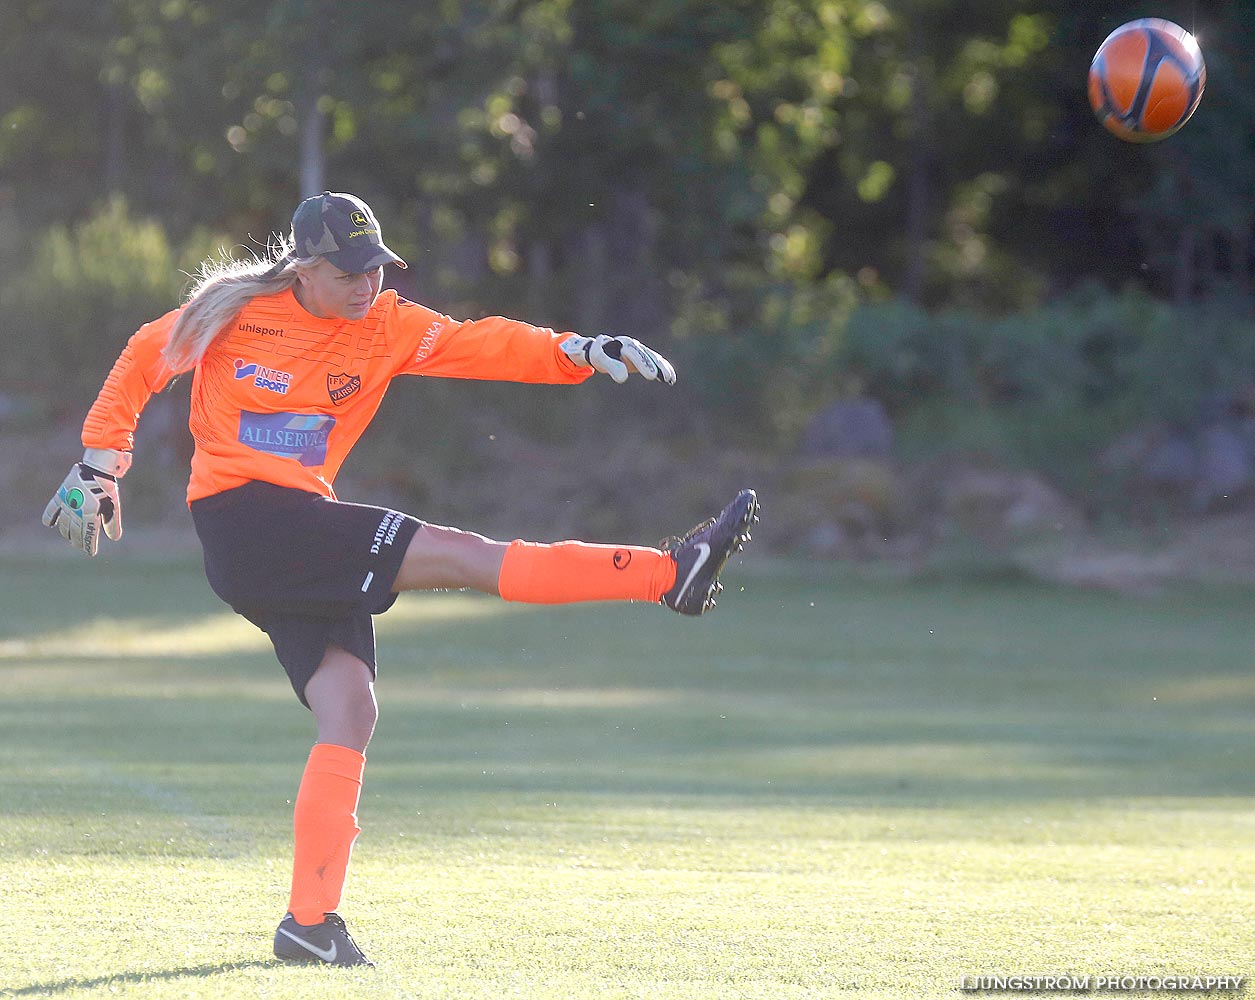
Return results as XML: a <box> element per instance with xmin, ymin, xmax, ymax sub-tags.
<box><xmin>1</xmin><ymin>552</ymin><xmax>1253</xmax><ymax>998</ymax></box>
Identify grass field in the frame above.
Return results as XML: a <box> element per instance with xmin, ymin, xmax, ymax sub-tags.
<box><xmin>1</xmin><ymin>549</ymin><xmax>1253</xmax><ymax>999</ymax></box>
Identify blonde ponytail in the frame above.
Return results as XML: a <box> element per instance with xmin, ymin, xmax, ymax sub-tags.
<box><xmin>163</xmin><ymin>239</ymin><xmax>316</xmax><ymax>370</ymax></box>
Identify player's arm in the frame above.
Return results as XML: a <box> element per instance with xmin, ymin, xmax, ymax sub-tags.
<box><xmin>43</xmin><ymin>309</ymin><xmax>184</xmax><ymax>556</ymax></box>
<box><xmin>395</xmin><ymin>304</ymin><xmax>674</xmax><ymax>385</ymax></box>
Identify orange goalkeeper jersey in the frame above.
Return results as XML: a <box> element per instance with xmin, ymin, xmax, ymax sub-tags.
<box><xmin>81</xmin><ymin>288</ymin><xmax>592</xmax><ymax>503</ymax></box>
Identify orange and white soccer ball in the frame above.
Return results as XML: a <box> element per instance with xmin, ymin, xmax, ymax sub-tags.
<box><xmin>1088</xmin><ymin>18</ymin><xmax>1206</xmax><ymax>142</ymax></box>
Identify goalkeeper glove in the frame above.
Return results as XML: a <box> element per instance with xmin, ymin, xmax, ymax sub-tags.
<box><xmin>42</xmin><ymin>448</ymin><xmax>131</xmax><ymax>557</ymax></box>
<box><xmin>560</xmin><ymin>334</ymin><xmax>677</xmax><ymax>385</ymax></box>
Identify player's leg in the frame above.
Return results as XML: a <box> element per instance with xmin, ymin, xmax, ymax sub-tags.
<box><xmin>189</xmin><ymin>487</ymin><xmax>392</xmax><ymax>965</ymax></box>
<box><xmin>389</xmin><ymin>489</ymin><xmax>758</xmax><ymax>615</ymax></box>
<box><xmin>275</xmin><ymin>645</ymin><xmax>375</xmax><ymax>967</ymax></box>
<box><xmin>390</xmin><ymin>523</ymin><xmax>508</xmax><ymax>594</ymax></box>
<box><xmin>304</xmin><ymin>644</ymin><xmax>378</xmax><ymax>752</ymax></box>
<box><xmin>391</xmin><ymin>521</ymin><xmax>675</xmax><ymax>602</ymax></box>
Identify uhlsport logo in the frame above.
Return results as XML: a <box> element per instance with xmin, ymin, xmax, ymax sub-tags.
<box><xmin>237</xmin><ymin>321</ymin><xmax>284</xmax><ymax>337</ymax></box>
<box><xmin>235</xmin><ymin>358</ymin><xmax>292</xmax><ymax>395</ymax></box>
<box><xmin>327</xmin><ymin>371</ymin><xmax>362</xmax><ymax>405</ymax></box>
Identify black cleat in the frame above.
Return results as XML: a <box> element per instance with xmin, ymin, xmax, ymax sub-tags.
<box><xmin>660</xmin><ymin>488</ymin><xmax>758</xmax><ymax>615</ymax></box>
<box><xmin>274</xmin><ymin>912</ymin><xmax>373</xmax><ymax>967</ymax></box>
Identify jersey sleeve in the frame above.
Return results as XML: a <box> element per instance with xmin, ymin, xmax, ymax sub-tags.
<box><xmin>392</xmin><ymin>301</ymin><xmax>592</xmax><ymax>385</ymax></box>
<box><xmin>81</xmin><ymin>308</ymin><xmax>187</xmax><ymax>452</ymax></box>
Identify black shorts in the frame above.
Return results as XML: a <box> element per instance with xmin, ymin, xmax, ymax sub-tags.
<box><xmin>189</xmin><ymin>482</ymin><xmax>423</xmax><ymax>706</ymax></box>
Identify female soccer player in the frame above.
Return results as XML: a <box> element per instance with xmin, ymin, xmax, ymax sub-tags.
<box><xmin>42</xmin><ymin>191</ymin><xmax>757</xmax><ymax>967</ymax></box>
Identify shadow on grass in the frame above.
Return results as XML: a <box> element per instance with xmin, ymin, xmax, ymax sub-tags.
<box><xmin>2</xmin><ymin>960</ymin><xmax>279</xmax><ymax>996</ymax></box>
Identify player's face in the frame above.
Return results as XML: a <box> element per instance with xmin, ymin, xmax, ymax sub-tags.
<box><xmin>294</xmin><ymin>258</ymin><xmax>383</xmax><ymax>321</ymax></box>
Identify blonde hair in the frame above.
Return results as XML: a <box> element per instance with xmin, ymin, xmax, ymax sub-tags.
<box><xmin>163</xmin><ymin>237</ymin><xmax>319</xmax><ymax>370</ymax></box>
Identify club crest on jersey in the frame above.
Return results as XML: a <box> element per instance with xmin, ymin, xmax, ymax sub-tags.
<box><xmin>327</xmin><ymin>371</ymin><xmax>361</xmax><ymax>405</ymax></box>
<box><xmin>234</xmin><ymin>358</ymin><xmax>291</xmax><ymax>395</ymax></box>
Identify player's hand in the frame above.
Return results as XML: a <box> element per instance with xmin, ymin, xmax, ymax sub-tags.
<box><xmin>42</xmin><ymin>448</ymin><xmax>132</xmax><ymax>556</ymax></box>
<box><xmin>560</xmin><ymin>334</ymin><xmax>677</xmax><ymax>385</ymax></box>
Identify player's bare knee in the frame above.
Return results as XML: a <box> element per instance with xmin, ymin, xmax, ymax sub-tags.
<box><xmin>311</xmin><ymin>687</ymin><xmax>377</xmax><ymax>751</ymax></box>
<box><xmin>395</xmin><ymin>523</ymin><xmax>506</xmax><ymax>593</ymax></box>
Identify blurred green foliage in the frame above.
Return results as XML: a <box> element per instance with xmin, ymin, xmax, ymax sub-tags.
<box><xmin>1</xmin><ymin>198</ymin><xmax>220</xmax><ymax>402</ymax></box>
<box><xmin>847</xmin><ymin>289</ymin><xmax>1255</xmax><ymax>497</ymax></box>
<box><xmin>3</xmin><ymin>198</ymin><xmax>179</xmax><ymax>399</ymax></box>
<box><xmin>0</xmin><ymin>0</ymin><xmax>1251</xmax><ymax>513</ymax></box>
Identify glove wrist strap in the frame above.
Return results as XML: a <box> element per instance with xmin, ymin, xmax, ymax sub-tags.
<box><xmin>558</xmin><ymin>335</ymin><xmax>595</xmax><ymax>368</ymax></box>
<box><xmin>82</xmin><ymin>447</ymin><xmax>132</xmax><ymax>479</ymax></box>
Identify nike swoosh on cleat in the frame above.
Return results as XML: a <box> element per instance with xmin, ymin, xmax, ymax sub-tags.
<box><xmin>277</xmin><ymin>927</ymin><xmax>338</xmax><ymax>963</ymax></box>
<box><xmin>676</xmin><ymin>542</ymin><xmax>712</xmax><ymax>602</ymax></box>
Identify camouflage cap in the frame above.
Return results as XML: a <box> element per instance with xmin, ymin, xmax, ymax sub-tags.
<box><xmin>290</xmin><ymin>192</ymin><xmax>407</xmax><ymax>274</ymax></box>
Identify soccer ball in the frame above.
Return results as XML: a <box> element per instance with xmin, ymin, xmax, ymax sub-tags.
<box><xmin>1087</xmin><ymin>18</ymin><xmax>1206</xmax><ymax>142</ymax></box>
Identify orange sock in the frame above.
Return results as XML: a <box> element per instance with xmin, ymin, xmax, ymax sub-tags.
<box><xmin>498</xmin><ymin>540</ymin><xmax>677</xmax><ymax>605</ymax></box>
<box><xmin>288</xmin><ymin>743</ymin><xmax>366</xmax><ymax>925</ymax></box>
